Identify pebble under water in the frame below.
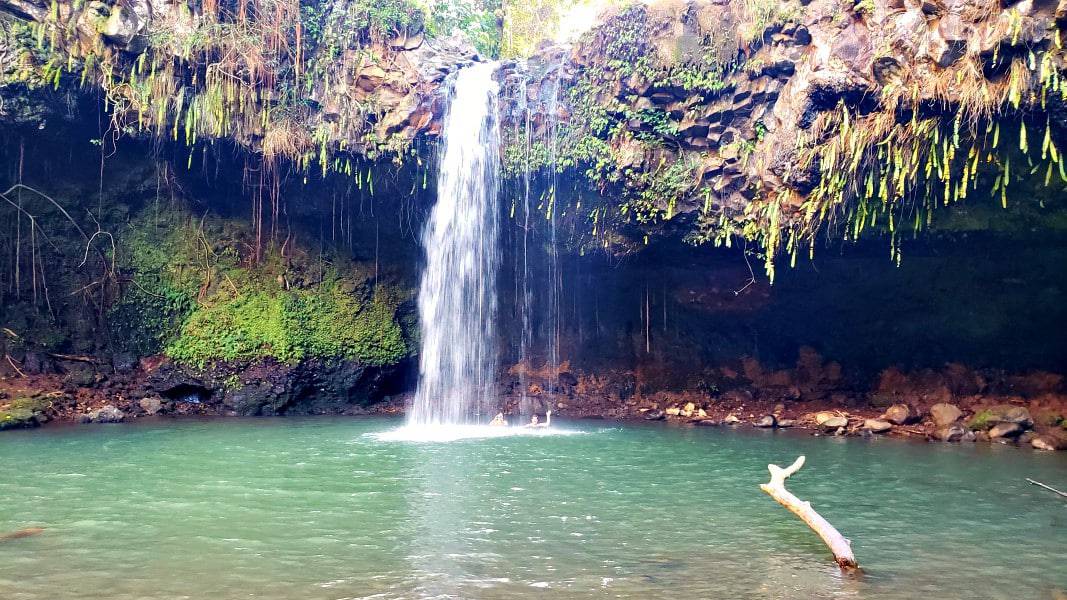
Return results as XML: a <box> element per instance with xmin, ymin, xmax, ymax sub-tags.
<box><xmin>0</xmin><ymin>417</ymin><xmax>1064</xmax><ymax>599</ymax></box>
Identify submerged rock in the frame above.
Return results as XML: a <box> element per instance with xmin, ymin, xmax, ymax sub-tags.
<box><xmin>929</xmin><ymin>403</ymin><xmax>963</xmax><ymax>427</ymax></box>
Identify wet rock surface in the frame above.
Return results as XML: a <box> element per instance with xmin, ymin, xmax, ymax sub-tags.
<box><xmin>80</xmin><ymin>405</ymin><xmax>125</xmax><ymax>424</ymax></box>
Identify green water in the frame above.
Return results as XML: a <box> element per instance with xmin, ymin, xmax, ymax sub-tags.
<box><xmin>0</xmin><ymin>418</ymin><xmax>1064</xmax><ymax>599</ymax></box>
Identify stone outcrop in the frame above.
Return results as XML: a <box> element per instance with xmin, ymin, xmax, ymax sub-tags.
<box><xmin>502</xmin><ymin>0</ymin><xmax>1067</xmax><ymax>265</ymax></box>
<box><xmin>142</xmin><ymin>357</ymin><xmax>407</xmax><ymax>417</ymax></box>
<box><xmin>0</xmin><ymin>0</ymin><xmax>480</xmax><ymax>156</ymax></box>
<box><xmin>79</xmin><ymin>404</ymin><xmax>125</xmax><ymax>423</ymax></box>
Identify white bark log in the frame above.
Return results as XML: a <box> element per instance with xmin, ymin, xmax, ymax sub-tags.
<box><xmin>760</xmin><ymin>456</ymin><xmax>858</xmax><ymax>568</ymax></box>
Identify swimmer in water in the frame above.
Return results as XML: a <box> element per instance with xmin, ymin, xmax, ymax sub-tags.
<box><xmin>489</xmin><ymin>412</ymin><xmax>506</xmax><ymax>426</ymax></box>
<box><xmin>524</xmin><ymin>410</ymin><xmax>552</xmax><ymax>428</ymax></box>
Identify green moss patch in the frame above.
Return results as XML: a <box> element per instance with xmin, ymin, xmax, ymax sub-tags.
<box><xmin>166</xmin><ymin>284</ymin><xmax>406</xmax><ymax>368</ymax></box>
<box><xmin>111</xmin><ymin>211</ymin><xmax>410</xmax><ymax>369</ymax></box>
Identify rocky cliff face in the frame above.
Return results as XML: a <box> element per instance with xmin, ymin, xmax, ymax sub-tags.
<box><xmin>503</xmin><ymin>0</ymin><xmax>1067</xmax><ymax>274</ymax></box>
<box><xmin>5</xmin><ymin>0</ymin><xmax>1064</xmax><ymax>274</ymax></box>
<box><xmin>0</xmin><ymin>0</ymin><xmax>481</xmax><ymax>163</ymax></box>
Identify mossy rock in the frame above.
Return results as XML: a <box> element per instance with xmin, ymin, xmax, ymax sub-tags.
<box><xmin>0</xmin><ymin>408</ymin><xmax>39</xmax><ymax>431</ymax></box>
<box><xmin>967</xmin><ymin>405</ymin><xmax>1034</xmax><ymax>431</ymax></box>
<box><xmin>6</xmin><ymin>395</ymin><xmax>51</xmax><ymax>413</ymax></box>
<box><xmin>967</xmin><ymin>409</ymin><xmax>997</xmax><ymax>431</ymax></box>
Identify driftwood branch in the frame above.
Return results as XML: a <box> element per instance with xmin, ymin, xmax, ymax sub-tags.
<box><xmin>46</xmin><ymin>352</ymin><xmax>101</xmax><ymax>364</ymax></box>
<box><xmin>1027</xmin><ymin>478</ymin><xmax>1067</xmax><ymax>499</ymax></box>
<box><xmin>760</xmin><ymin>456</ymin><xmax>858</xmax><ymax>568</ymax></box>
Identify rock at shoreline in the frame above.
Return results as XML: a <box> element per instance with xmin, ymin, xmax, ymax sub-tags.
<box><xmin>989</xmin><ymin>421</ymin><xmax>1024</xmax><ymax>439</ymax></box>
<box><xmin>754</xmin><ymin>415</ymin><xmax>777</xmax><ymax>428</ymax></box>
<box><xmin>644</xmin><ymin>409</ymin><xmax>666</xmax><ymax>421</ymax></box>
<box><xmin>971</xmin><ymin>405</ymin><xmax>1034</xmax><ymax>430</ymax></box>
<box><xmin>930</xmin><ymin>403</ymin><xmax>963</xmax><ymax>427</ymax></box>
<box><xmin>934</xmin><ymin>424</ymin><xmax>971</xmax><ymax>442</ymax></box>
<box><xmin>0</xmin><ymin>408</ymin><xmax>39</xmax><ymax>430</ymax></box>
<box><xmin>821</xmin><ymin>416</ymin><xmax>848</xmax><ymax>430</ymax></box>
<box><xmin>883</xmin><ymin>403</ymin><xmax>918</xmax><ymax>425</ymax></box>
<box><xmin>814</xmin><ymin>411</ymin><xmax>836</xmax><ymax>425</ymax></box>
<box><xmin>864</xmin><ymin>419</ymin><xmax>893</xmax><ymax>433</ymax></box>
<box><xmin>1032</xmin><ymin>435</ymin><xmax>1066</xmax><ymax>451</ymax></box>
<box><xmin>723</xmin><ymin>415</ymin><xmax>740</xmax><ymax>424</ymax></box>
<box><xmin>79</xmin><ymin>405</ymin><xmax>125</xmax><ymax>424</ymax></box>
<box><xmin>776</xmin><ymin>419</ymin><xmax>796</xmax><ymax>428</ymax></box>
<box><xmin>694</xmin><ymin>419</ymin><xmax>719</xmax><ymax>426</ymax></box>
<box><xmin>139</xmin><ymin>397</ymin><xmax>163</xmax><ymax>415</ymax></box>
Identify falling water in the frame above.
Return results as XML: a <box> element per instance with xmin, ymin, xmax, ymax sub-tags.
<box><xmin>544</xmin><ymin>75</ymin><xmax>562</xmax><ymax>398</ymax></box>
<box><xmin>409</xmin><ymin>63</ymin><xmax>501</xmax><ymax>426</ymax></box>
<box><xmin>517</xmin><ymin>74</ymin><xmax>533</xmax><ymax>413</ymax></box>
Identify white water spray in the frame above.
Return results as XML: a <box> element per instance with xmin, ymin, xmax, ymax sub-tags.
<box><xmin>409</xmin><ymin>63</ymin><xmax>501</xmax><ymax>426</ymax></box>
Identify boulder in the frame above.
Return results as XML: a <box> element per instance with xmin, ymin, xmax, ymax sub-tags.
<box><xmin>821</xmin><ymin>416</ymin><xmax>848</xmax><ymax>430</ymax></box>
<box><xmin>665</xmin><ymin>407</ymin><xmax>682</xmax><ymax>416</ymax></box>
<box><xmin>993</xmin><ymin>406</ymin><xmax>1034</xmax><ymax>428</ymax></box>
<box><xmin>754</xmin><ymin>415</ymin><xmax>777</xmax><ymax>428</ymax></box>
<box><xmin>0</xmin><ymin>408</ymin><xmax>39</xmax><ymax>430</ymax></box>
<box><xmin>776</xmin><ymin>418</ymin><xmax>796</xmax><ymax>427</ymax></box>
<box><xmin>989</xmin><ymin>421</ymin><xmax>1024</xmax><ymax>439</ymax></box>
<box><xmin>929</xmin><ymin>403</ymin><xmax>963</xmax><ymax>427</ymax></box>
<box><xmin>971</xmin><ymin>405</ymin><xmax>1034</xmax><ymax>430</ymax></box>
<box><xmin>101</xmin><ymin>2</ymin><xmax>147</xmax><ymax>50</ymax></box>
<box><xmin>883</xmin><ymin>403</ymin><xmax>917</xmax><ymax>425</ymax></box>
<box><xmin>723</xmin><ymin>414</ymin><xmax>740</xmax><ymax>424</ymax></box>
<box><xmin>1031</xmin><ymin>435</ymin><xmax>1066</xmax><ymax>451</ymax></box>
<box><xmin>139</xmin><ymin>397</ymin><xmax>163</xmax><ymax>415</ymax></box>
<box><xmin>80</xmin><ymin>405</ymin><xmax>125</xmax><ymax>424</ymax></box>
<box><xmin>643</xmin><ymin>409</ymin><xmax>666</xmax><ymax>421</ymax></box>
<box><xmin>864</xmin><ymin>419</ymin><xmax>893</xmax><ymax>433</ymax></box>
<box><xmin>695</xmin><ymin>419</ymin><xmax>719</xmax><ymax>426</ymax></box>
<box><xmin>934</xmin><ymin>424</ymin><xmax>968</xmax><ymax>442</ymax></box>
<box><xmin>815</xmin><ymin>411</ymin><xmax>838</xmax><ymax>425</ymax></box>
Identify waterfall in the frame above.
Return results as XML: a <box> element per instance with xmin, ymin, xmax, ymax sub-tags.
<box><xmin>544</xmin><ymin>76</ymin><xmax>562</xmax><ymax>398</ymax></box>
<box><xmin>409</xmin><ymin>63</ymin><xmax>502</xmax><ymax>426</ymax></box>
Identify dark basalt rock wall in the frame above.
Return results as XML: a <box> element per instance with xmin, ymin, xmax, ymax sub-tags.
<box><xmin>501</xmin><ymin>0</ymin><xmax>1067</xmax><ymax>262</ymax></box>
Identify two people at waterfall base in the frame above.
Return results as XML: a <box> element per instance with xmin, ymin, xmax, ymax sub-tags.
<box><xmin>489</xmin><ymin>410</ymin><xmax>551</xmax><ymax>428</ymax></box>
